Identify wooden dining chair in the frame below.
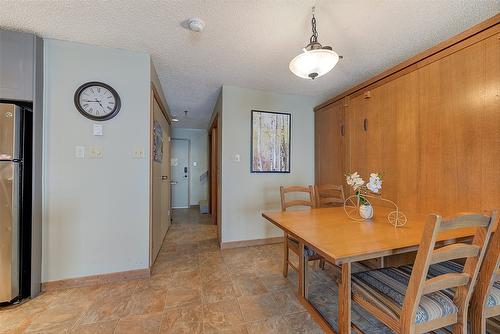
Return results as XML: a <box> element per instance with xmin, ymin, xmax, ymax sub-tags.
<box><xmin>280</xmin><ymin>186</ymin><xmax>325</xmax><ymax>281</ymax></box>
<box><xmin>351</xmin><ymin>211</ymin><xmax>496</xmax><ymax>334</ymax></box>
<box><xmin>470</xmin><ymin>228</ymin><xmax>500</xmax><ymax>333</ymax></box>
<box><xmin>424</xmin><ymin>227</ymin><xmax>500</xmax><ymax>333</ymax></box>
<box><xmin>314</xmin><ymin>184</ymin><xmax>345</xmax><ymax>208</ymax></box>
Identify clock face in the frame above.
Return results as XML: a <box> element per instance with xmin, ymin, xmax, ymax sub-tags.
<box><xmin>74</xmin><ymin>82</ymin><xmax>121</xmax><ymax>121</ymax></box>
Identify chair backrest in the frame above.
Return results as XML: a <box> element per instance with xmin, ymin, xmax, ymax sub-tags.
<box><xmin>279</xmin><ymin>185</ymin><xmax>315</xmax><ymax>212</ymax></box>
<box><xmin>314</xmin><ymin>184</ymin><xmax>345</xmax><ymax>208</ymax></box>
<box><xmin>400</xmin><ymin>211</ymin><xmax>497</xmax><ymax>333</ymax></box>
<box><xmin>470</xmin><ymin>227</ymin><xmax>500</xmax><ymax>316</ymax></box>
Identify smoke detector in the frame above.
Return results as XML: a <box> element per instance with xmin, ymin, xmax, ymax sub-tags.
<box><xmin>188</xmin><ymin>18</ymin><xmax>205</xmax><ymax>32</ymax></box>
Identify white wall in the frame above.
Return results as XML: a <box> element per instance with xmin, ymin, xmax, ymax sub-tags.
<box><xmin>171</xmin><ymin>128</ymin><xmax>208</xmax><ymax>206</ymax></box>
<box><xmin>43</xmin><ymin>39</ymin><xmax>151</xmax><ymax>282</ymax></box>
<box><xmin>220</xmin><ymin>86</ymin><xmax>320</xmax><ymax>243</ymax></box>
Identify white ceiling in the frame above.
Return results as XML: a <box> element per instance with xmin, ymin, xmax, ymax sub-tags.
<box><xmin>1</xmin><ymin>1</ymin><xmax>498</xmax><ymax>128</ymax></box>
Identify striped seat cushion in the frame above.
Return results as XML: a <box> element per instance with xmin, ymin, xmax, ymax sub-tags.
<box><xmin>352</xmin><ymin>267</ymin><xmax>458</xmax><ymax>324</ymax></box>
<box><xmin>287</xmin><ymin>236</ymin><xmax>317</xmax><ymax>257</ymax></box>
<box><xmin>426</xmin><ymin>261</ymin><xmax>500</xmax><ymax>308</ymax></box>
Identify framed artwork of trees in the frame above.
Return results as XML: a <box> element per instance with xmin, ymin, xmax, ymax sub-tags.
<box><xmin>251</xmin><ymin>110</ymin><xmax>291</xmax><ymax>173</ymax></box>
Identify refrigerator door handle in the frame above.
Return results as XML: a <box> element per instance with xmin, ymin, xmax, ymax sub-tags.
<box><xmin>13</xmin><ymin>106</ymin><xmax>23</xmax><ymax>161</ymax></box>
<box><xmin>0</xmin><ymin>104</ymin><xmax>23</xmax><ymax>161</ymax></box>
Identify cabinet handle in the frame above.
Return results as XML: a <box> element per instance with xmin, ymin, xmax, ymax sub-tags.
<box><xmin>340</xmin><ymin>124</ymin><xmax>345</xmax><ymax>136</ymax></box>
<box><xmin>363</xmin><ymin>118</ymin><xmax>368</xmax><ymax>131</ymax></box>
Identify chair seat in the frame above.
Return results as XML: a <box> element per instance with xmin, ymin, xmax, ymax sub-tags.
<box><xmin>426</xmin><ymin>261</ymin><xmax>500</xmax><ymax>308</ymax></box>
<box><xmin>352</xmin><ymin>267</ymin><xmax>458</xmax><ymax>324</ymax></box>
<box><xmin>287</xmin><ymin>236</ymin><xmax>317</xmax><ymax>257</ymax></box>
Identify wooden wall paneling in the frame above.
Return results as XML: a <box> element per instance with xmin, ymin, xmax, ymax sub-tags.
<box><xmin>350</xmin><ymin>72</ymin><xmax>419</xmax><ymax>211</ymax></box>
<box><xmin>345</xmin><ymin>93</ymin><xmax>367</xmax><ymax>196</ymax></box>
<box><xmin>363</xmin><ymin>83</ymin><xmax>398</xmax><ymax>208</ymax></box>
<box><xmin>417</xmin><ymin>33</ymin><xmax>497</xmax><ymax>215</ymax></box>
<box><xmin>342</xmin><ymin>97</ymin><xmax>351</xmax><ymax>180</ymax></box>
<box><xmin>315</xmin><ymin>100</ymin><xmax>345</xmax><ymax>185</ymax></box>
<box><xmin>481</xmin><ymin>33</ymin><xmax>500</xmax><ymax>211</ymax></box>
<box><xmin>392</xmin><ymin>71</ymin><xmax>420</xmax><ymax>214</ymax></box>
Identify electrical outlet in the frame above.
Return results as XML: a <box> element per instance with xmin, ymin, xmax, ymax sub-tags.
<box><xmin>89</xmin><ymin>147</ymin><xmax>103</xmax><ymax>159</ymax></box>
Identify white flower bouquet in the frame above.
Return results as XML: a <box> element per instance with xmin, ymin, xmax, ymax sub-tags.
<box><xmin>345</xmin><ymin>172</ymin><xmax>383</xmax><ymax>205</ymax></box>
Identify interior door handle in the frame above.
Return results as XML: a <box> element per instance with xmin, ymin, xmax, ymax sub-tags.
<box><xmin>161</xmin><ymin>176</ymin><xmax>168</xmax><ymax>180</ymax></box>
<box><xmin>170</xmin><ymin>181</ymin><xmax>178</xmax><ymax>185</ymax></box>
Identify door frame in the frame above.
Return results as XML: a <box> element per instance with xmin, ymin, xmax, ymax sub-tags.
<box><xmin>149</xmin><ymin>84</ymin><xmax>171</xmax><ymax>268</ymax></box>
<box><xmin>170</xmin><ymin>138</ymin><xmax>191</xmax><ymax>209</ymax></box>
<box><xmin>208</xmin><ymin>113</ymin><xmax>220</xmax><ymax>244</ymax></box>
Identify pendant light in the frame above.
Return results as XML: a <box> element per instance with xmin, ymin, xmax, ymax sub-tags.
<box><xmin>289</xmin><ymin>7</ymin><xmax>342</xmax><ymax>80</ymax></box>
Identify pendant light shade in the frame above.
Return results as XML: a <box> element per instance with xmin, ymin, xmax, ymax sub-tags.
<box><xmin>289</xmin><ymin>48</ymin><xmax>340</xmax><ymax>80</ymax></box>
<box><xmin>290</xmin><ymin>7</ymin><xmax>341</xmax><ymax>80</ymax></box>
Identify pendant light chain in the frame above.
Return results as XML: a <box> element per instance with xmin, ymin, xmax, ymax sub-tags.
<box><xmin>310</xmin><ymin>6</ymin><xmax>318</xmax><ymax>44</ymax></box>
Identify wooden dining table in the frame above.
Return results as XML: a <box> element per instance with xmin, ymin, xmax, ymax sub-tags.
<box><xmin>262</xmin><ymin>206</ymin><xmax>477</xmax><ymax>334</ymax></box>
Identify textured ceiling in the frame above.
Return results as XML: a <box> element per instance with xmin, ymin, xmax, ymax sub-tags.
<box><xmin>1</xmin><ymin>1</ymin><xmax>498</xmax><ymax>128</ymax></box>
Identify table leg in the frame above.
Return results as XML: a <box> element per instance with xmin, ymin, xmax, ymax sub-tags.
<box><xmin>298</xmin><ymin>241</ymin><xmax>305</xmax><ymax>298</ymax></box>
<box><xmin>338</xmin><ymin>263</ymin><xmax>352</xmax><ymax>334</ymax></box>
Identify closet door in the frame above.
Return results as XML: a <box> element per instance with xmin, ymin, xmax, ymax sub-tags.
<box><xmin>315</xmin><ymin>100</ymin><xmax>345</xmax><ymax>186</ymax></box>
<box><xmin>345</xmin><ymin>93</ymin><xmax>368</xmax><ymax>187</ymax></box>
<box><xmin>417</xmin><ymin>32</ymin><xmax>500</xmax><ymax>214</ymax></box>
<box><xmin>347</xmin><ymin>71</ymin><xmax>419</xmax><ymax>211</ymax></box>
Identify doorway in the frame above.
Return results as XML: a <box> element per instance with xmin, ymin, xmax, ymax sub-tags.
<box><xmin>208</xmin><ymin>113</ymin><xmax>220</xmax><ymax>243</ymax></box>
<box><xmin>151</xmin><ymin>90</ymin><xmax>171</xmax><ymax>264</ymax></box>
<box><xmin>171</xmin><ymin>139</ymin><xmax>190</xmax><ymax>209</ymax></box>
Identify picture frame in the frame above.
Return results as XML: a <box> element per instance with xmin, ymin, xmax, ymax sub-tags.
<box><xmin>250</xmin><ymin>110</ymin><xmax>291</xmax><ymax>173</ymax></box>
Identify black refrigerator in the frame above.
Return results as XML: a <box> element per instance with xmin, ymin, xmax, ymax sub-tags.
<box><xmin>0</xmin><ymin>103</ymin><xmax>32</xmax><ymax>303</ymax></box>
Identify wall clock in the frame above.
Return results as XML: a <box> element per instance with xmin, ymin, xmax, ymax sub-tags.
<box><xmin>74</xmin><ymin>81</ymin><xmax>121</xmax><ymax>121</ymax></box>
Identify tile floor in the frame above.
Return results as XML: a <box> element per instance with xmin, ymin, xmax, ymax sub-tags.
<box><xmin>0</xmin><ymin>208</ymin><xmax>324</xmax><ymax>334</ymax></box>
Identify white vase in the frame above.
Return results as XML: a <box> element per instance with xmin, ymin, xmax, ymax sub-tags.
<box><xmin>359</xmin><ymin>204</ymin><xmax>374</xmax><ymax>219</ymax></box>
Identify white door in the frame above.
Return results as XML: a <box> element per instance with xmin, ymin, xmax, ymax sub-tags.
<box><xmin>171</xmin><ymin>139</ymin><xmax>189</xmax><ymax>208</ymax></box>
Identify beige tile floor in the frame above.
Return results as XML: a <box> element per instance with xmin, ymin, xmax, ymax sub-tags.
<box><xmin>0</xmin><ymin>208</ymin><xmax>323</xmax><ymax>334</ymax></box>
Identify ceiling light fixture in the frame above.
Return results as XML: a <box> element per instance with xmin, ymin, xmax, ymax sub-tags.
<box><xmin>289</xmin><ymin>7</ymin><xmax>342</xmax><ymax>80</ymax></box>
<box><xmin>171</xmin><ymin>115</ymin><xmax>179</xmax><ymax>122</ymax></box>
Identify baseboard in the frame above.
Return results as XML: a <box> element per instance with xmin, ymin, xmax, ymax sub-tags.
<box><xmin>41</xmin><ymin>268</ymin><xmax>150</xmax><ymax>292</ymax></box>
<box><xmin>220</xmin><ymin>236</ymin><xmax>283</xmax><ymax>249</ymax></box>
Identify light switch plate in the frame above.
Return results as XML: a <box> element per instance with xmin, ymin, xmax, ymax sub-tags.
<box><xmin>234</xmin><ymin>154</ymin><xmax>241</xmax><ymax>162</ymax></box>
<box><xmin>75</xmin><ymin>146</ymin><xmax>85</xmax><ymax>159</ymax></box>
<box><xmin>193</xmin><ymin>161</ymin><xmax>197</xmax><ymax>167</ymax></box>
<box><xmin>132</xmin><ymin>148</ymin><xmax>145</xmax><ymax>159</ymax></box>
<box><xmin>89</xmin><ymin>147</ymin><xmax>103</xmax><ymax>159</ymax></box>
<box><xmin>93</xmin><ymin>124</ymin><xmax>103</xmax><ymax>136</ymax></box>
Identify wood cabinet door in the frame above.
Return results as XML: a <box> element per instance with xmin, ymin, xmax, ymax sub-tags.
<box><xmin>359</xmin><ymin>72</ymin><xmax>420</xmax><ymax>211</ymax></box>
<box><xmin>315</xmin><ymin>100</ymin><xmax>345</xmax><ymax>186</ymax></box>
<box><xmin>0</xmin><ymin>30</ymin><xmax>34</xmax><ymax>101</ymax></box>
<box><xmin>417</xmin><ymin>32</ymin><xmax>500</xmax><ymax>215</ymax></box>
<box><xmin>345</xmin><ymin>93</ymin><xmax>368</xmax><ymax>188</ymax></box>
<box><xmin>344</xmin><ymin>72</ymin><xmax>420</xmax><ymax>209</ymax></box>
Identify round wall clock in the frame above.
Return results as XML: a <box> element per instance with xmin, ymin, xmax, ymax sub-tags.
<box><xmin>74</xmin><ymin>81</ymin><xmax>121</xmax><ymax>121</ymax></box>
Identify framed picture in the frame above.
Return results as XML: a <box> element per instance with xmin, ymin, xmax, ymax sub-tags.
<box><xmin>153</xmin><ymin>120</ymin><xmax>163</xmax><ymax>162</ymax></box>
<box><xmin>251</xmin><ymin>110</ymin><xmax>291</xmax><ymax>173</ymax></box>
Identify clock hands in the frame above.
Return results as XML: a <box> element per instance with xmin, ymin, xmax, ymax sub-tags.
<box><xmin>83</xmin><ymin>99</ymin><xmax>105</xmax><ymax>109</ymax></box>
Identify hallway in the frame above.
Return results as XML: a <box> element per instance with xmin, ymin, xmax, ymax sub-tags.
<box><xmin>0</xmin><ymin>208</ymin><xmax>322</xmax><ymax>333</ymax></box>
